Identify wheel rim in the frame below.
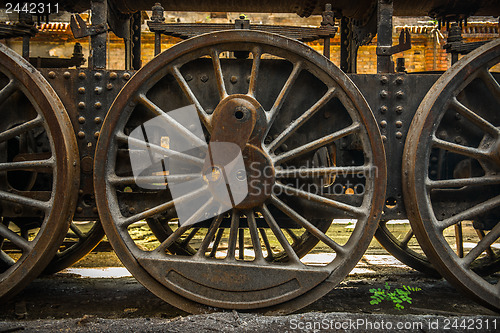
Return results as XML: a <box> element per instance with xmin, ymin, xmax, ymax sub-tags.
<box><xmin>404</xmin><ymin>38</ymin><xmax>500</xmax><ymax>311</ymax></box>
<box><xmin>95</xmin><ymin>30</ymin><xmax>386</xmax><ymax>313</ymax></box>
<box><xmin>0</xmin><ymin>44</ymin><xmax>79</xmax><ymax>299</ymax></box>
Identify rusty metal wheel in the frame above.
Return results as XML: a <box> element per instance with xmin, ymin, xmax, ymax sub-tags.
<box><xmin>43</xmin><ymin>220</ymin><xmax>104</xmax><ymax>274</ymax></box>
<box><xmin>95</xmin><ymin>30</ymin><xmax>386</xmax><ymax>314</ymax></box>
<box><xmin>0</xmin><ymin>44</ymin><xmax>79</xmax><ymax>299</ymax></box>
<box><xmin>375</xmin><ymin>220</ymin><xmax>439</xmax><ymax>277</ymax></box>
<box><xmin>404</xmin><ymin>38</ymin><xmax>500</xmax><ymax>311</ymax></box>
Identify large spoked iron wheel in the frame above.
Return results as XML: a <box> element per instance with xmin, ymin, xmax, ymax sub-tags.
<box><xmin>404</xmin><ymin>38</ymin><xmax>500</xmax><ymax>311</ymax></box>
<box><xmin>95</xmin><ymin>30</ymin><xmax>386</xmax><ymax>314</ymax></box>
<box><xmin>0</xmin><ymin>44</ymin><xmax>79</xmax><ymax>299</ymax></box>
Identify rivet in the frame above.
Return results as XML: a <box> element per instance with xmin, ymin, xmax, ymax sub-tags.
<box><xmin>107</xmin><ymin>83</ymin><xmax>113</xmax><ymax>90</ymax></box>
<box><xmin>438</xmin><ymin>130</ymin><xmax>448</xmax><ymax>139</ymax></box>
<box><xmin>431</xmin><ymin>156</ymin><xmax>438</xmax><ymax>162</ymax></box>
<box><xmin>94</xmin><ymin>117</ymin><xmax>102</xmax><ymax>124</ymax></box>
<box><xmin>185</xmin><ymin>74</ymin><xmax>193</xmax><ymax>81</ymax></box>
<box><xmin>380</xmin><ymin>105</ymin><xmax>388</xmax><ymax>113</ymax></box>
<box><xmin>455</xmin><ymin>136</ymin><xmax>463</xmax><ymax>144</ymax></box>
<box><xmin>94</xmin><ymin>72</ymin><xmax>102</xmax><ymax>80</ymax></box>
<box><xmin>78</xmin><ymin>116</ymin><xmax>86</xmax><ymax>124</ymax></box>
<box><xmin>110</xmin><ymin>72</ymin><xmax>118</xmax><ymax>80</ymax></box>
<box><xmin>76</xmin><ymin>206</ymin><xmax>83</xmax><ymax>213</ymax></box>
<box><xmin>78</xmin><ymin>131</ymin><xmax>85</xmax><ymax>139</ymax></box>
<box><xmin>395</xmin><ymin>120</ymin><xmax>403</xmax><ymax>128</ymax></box>
<box><xmin>430</xmin><ymin>170</ymin><xmax>437</xmax><ymax>176</ymax></box>
<box><xmin>78</xmin><ymin>72</ymin><xmax>86</xmax><ymax>79</ymax></box>
<box><xmin>123</xmin><ymin>72</ymin><xmax>131</xmax><ymax>80</ymax></box>
<box><xmin>380</xmin><ymin>76</ymin><xmax>388</xmax><ymax>84</ymax></box>
<box><xmin>230</xmin><ymin>76</ymin><xmax>238</xmax><ymax>84</ymax></box>
<box><xmin>396</xmin><ymin>131</ymin><xmax>403</xmax><ymax>139</ymax></box>
<box><xmin>396</xmin><ymin>90</ymin><xmax>404</xmax><ymax>99</ymax></box>
<box><xmin>78</xmin><ymin>87</ymin><xmax>86</xmax><ymax>94</ymax></box>
<box><xmin>380</xmin><ymin>90</ymin><xmax>388</xmax><ymax>98</ymax></box>
<box><xmin>94</xmin><ymin>131</ymin><xmax>100</xmax><ymax>139</ymax></box>
<box><xmin>396</xmin><ymin>105</ymin><xmax>403</xmax><ymax>113</ymax></box>
<box><xmin>129</xmin><ymin>207</ymin><xmax>136</xmax><ymax>214</ymax></box>
<box><xmin>395</xmin><ymin>77</ymin><xmax>404</xmax><ymax>85</ymax></box>
<box><xmin>78</xmin><ymin>102</ymin><xmax>86</xmax><ymax>109</ymax></box>
<box><xmin>48</xmin><ymin>71</ymin><xmax>56</xmax><ymax>79</ymax></box>
<box><xmin>380</xmin><ymin>120</ymin><xmax>387</xmax><ymax>128</ymax></box>
<box><xmin>78</xmin><ymin>189</ymin><xmax>84</xmax><ymax>195</ymax></box>
<box><xmin>95</xmin><ymin>87</ymin><xmax>103</xmax><ymax>94</ymax></box>
<box><xmin>455</xmin><ymin>113</ymin><xmax>462</xmax><ymax>120</ymax></box>
<box><xmin>63</xmin><ymin>71</ymin><xmax>71</xmax><ymax>79</ymax></box>
<box><xmin>381</xmin><ymin>135</ymin><xmax>387</xmax><ymax>143</ymax></box>
<box><xmin>200</xmin><ymin>74</ymin><xmax>208</xmax><ymax>82</ymax></box>
<box><xmin>92</xmin><ymin>207</ymin><xmax>98</xmax><ymax>214</ymax></box>
<box><xmin>95</xmin><ymin>102</ymin><xmax>102</xmax><ymax>109</ymax></box>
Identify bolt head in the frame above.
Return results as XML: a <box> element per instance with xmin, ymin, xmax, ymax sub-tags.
<box><xmin>48</xmin><ymin>71</ymin><xmax>56</xmax><ymax>79</ymax></box>
<box><xmin>109</xmin><ymin>72</ymin><xmax>118</xmax><ymax>80</ymax></box>
<box><xmin>63</xmin><ymin>71</ymin><xmax>71</xmax><ymax>79</ymax></box>
<box><xmin>78</xmin><ymin>72</ymin><xmax>86</xmax><ymax>79</ymax></box>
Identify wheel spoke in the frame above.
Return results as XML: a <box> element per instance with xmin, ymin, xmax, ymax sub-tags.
<box><xmin>275</xmin><ymin>183</ymin><xmax>365</xmax><ymax>218</ymax></box>
<box><xmin>108</xmin><ymin>173</ymin><xmax>200</xmax><ymax>186</ymax></box>
<box><xmin>170</xmin><ymin>66</ymin><xmax>211</xmax><ymax>130</ymax></box>
<box><xmin>157</xmin><ymin>197</ymin><xmax>215</xmax><ymax>253</ymax></box>
<box><xmin>238</xmin><ymin>228</ymin><xmax>245</xmax><ymax>259</ymax></box>
<box><xmin>438</xmin><ymin>195</ymin><xmax>500</xmax><ymax>230</ymax></box>
<box><xmin>427</xmin><ymin>175</ymin><xmax>500</xmax><ymax>189</ymax></box>
<box><xmin>209</xmin><ymin>228</ymin><xmax>225</xmax><ymax>258</ymax></box>
<box><xmin>450</xmin><ymin>97</ymin><xmax>499</xmax><ymax>136</ymax></box>
<box><xmin>455</xmin><ymin>222</ymin><xmax>464</xmax><ymax>258</ymax></box>
<box><xmin>268</xmin><ymin>61</ymin><xmax>302</xmax><ymax>126</ymax></box>
<box><xmin>69</xmin><ymin>222</ymin><xmax>85</xmax><ymax>240</ymax></box>
<box><xmin>136</xmin><ymin>94</ymin><xmax>208</xmax><ymax>148</ymax></box>
<box><xmin>180</xmin><ymin>227</ymin><xmax>200</xmax><ymax>246</ymax></box>
<box><xmin>248</xmin><ymin>47</ymin><xmax>261</xmax><ymax>97</ymax></box>
<box><xmin>117</xmin><ymin>132</ymin><xmax>205</xmax><ymax>166</ymax></box>
<box><xmin>400</xmin><ymin>229</ymin><xmax>414</xmax><ymax>248</ymax></box>
<box><xmin>119</xmin><ymin>185</ymin><xmax>207</xmax><ymax>227</ymax></box>
<box><xmin>0</xmin><ymin>250</ymin><xmax>15</xmax><ymax>268</ymax></box>
<box><xmin>270</xmin><ymin>195</ymin><xmax>344</xmax><ymax>255</ymax></box>
<box><xmin>0</xmin><ymin>158</ymin><xmax>54</xmax><ymax>172</ymax></box>
<box><xmin>267</xmin><ymin>87</ymin><xmax>336</xmax><ymax>152</ymax></box>
<box><xmin>226</xmin><ymin>210</ymin><xmax>240</xmax><ymax>260</ymax></box>
<box><xmin>246</xmin><ymin>210</ymin><xmax>264</xmax><ymax>261</ymax></box>
<box><xmin>273</xmin><ymin>123</ymin><xmax>360</xmax><ymax>164</ymax></box>
<box><xmin>210</xmin><ymin>48</ymin><xmax>228</xmax><ymax>100</ymax></box>
<box><xmin>259</xmin><ymin>228</ymin><xmax>274</xmax><ymax>260</ymax></box>
<box><xmin>0</xmin><ymin>115</ymin><xmax>43</xmax><ymax>144</ymax></box>
<box><xmin>276</xmin><ymin>165</ymin><xmax>371</xmax><ymax>178</ymax></box>
<box><xmin>284</xmin><ymin>228</ymin><xmax>299</xmax><ymax>242</ymax></box>
<box><xmin>462</xmin><ymin>222</ymin><xmax>500</xmax><ymax>267</ymax></box>
<box><xmin>0</xmin><ymin>79</ymin><xmax>17</xmax><ymax>105</ymax></box>
<box><xmin>261</xmin><ymin>203</ymin><xmax>301</xmax><ymax>264</ymax></box>
<box><xmin>475</xmin><ymin>229</ymin><xmax>496</xmax><ymax>259</ymax></box>
<box><xmin>195</xmin><ymin>216</ymin><xmax>223</xmax><ymax>257</ymax></box>
<box><xmin>432</xmin><ymin>136</ymin><xmax>489</xmax><ymax>161</ymax></box>
<box><xmin>477</xmin><ymin>68</ymin><xmax>500</xmax><ymax>104</ymax></box>
<box><xmin>0</xmin><ymin>224</ymin><xmax>31</xmax><ymax>252</ymax></box>
<box><xmin>0</xmin><ymin>190</ymin><xmax>49</xmax><ymax>211</ymax></box>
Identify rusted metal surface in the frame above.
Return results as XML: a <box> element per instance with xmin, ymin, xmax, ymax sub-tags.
<box><xmin>403</xmin><ymin>39</ymin><xmax>500</xmax><ymax>312</ymax></box>
<box><xmin>93</xmin><ymin>30</ymin><xmax>386</xmax><ymax>314</ymax></box>
<box><xmin>0</xmin><ymin>43</ymin><xmax>79</xmax><ymax>300</ymax></box>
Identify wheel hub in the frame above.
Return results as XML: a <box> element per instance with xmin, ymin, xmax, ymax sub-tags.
<box><xmin>205</xmin><ymin>94</ymin><xmax>274</xmax><ymax>210</ymax></box>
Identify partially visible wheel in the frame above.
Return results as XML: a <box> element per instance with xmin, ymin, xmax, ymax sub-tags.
<box><xmin>404</xmin><ymin>39</ymin><xmax>500</xmax><ymax>311</ymax></box>
<box><xmin>0</xmin><ymin>44</ymin><xmax>79</xmax><ymax>299</ymax></box>
<box><xmin>95</xmin><ymin>30</ymin><xmax>386</xmax><ymax>314</ymax></box>
<box><xmin>375</xmin><ymin>220</ymin><xmax>439</xmax><ymax>277</ymax></box>
<box><xmin>43</xmin><ymin>220</ymin><xmax>104</xmax><ymax>274</ymax></box>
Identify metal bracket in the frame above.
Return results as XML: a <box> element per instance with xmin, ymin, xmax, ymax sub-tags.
<box><xmin>70</xmin><ymin>14</ymin><xmax>108</xmax><ymax>38</ymax></box>
<box><xmin>376</xmin><ymin>29</ymin><xmax>411</xmax><ymax>56</ymax></box>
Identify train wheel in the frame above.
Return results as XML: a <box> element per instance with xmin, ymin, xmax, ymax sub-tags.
<box><xmin>375</xmin><ymin>221</ymin><xmax>439</xmax><ymax>277</ymax></box>
<box><xmin>95</xmin><ymin>30</ymin><xmax>386</xmax><ymax>314</ymax></box>
<box><xmin>43</xmin><ymin>220</ymin><xmax>104</xmax><ymax>274</ymax></box>
<box><xmin>404</xmin><ymin>38</ymin><xmax>500</xmax><ymax>311</ymax></box>
<box><xmin>0</xmin><ymin>44</ymin><xmax>79</xmax><ymax>299</ymax></box>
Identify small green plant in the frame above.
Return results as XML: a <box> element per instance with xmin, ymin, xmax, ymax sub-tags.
<box><xmin>369</xmin><ymin>282</ymin><xmax>421</xmax><ymax>310</ymax></box>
